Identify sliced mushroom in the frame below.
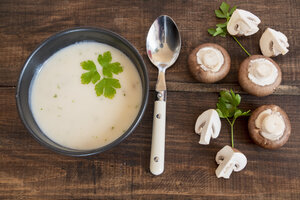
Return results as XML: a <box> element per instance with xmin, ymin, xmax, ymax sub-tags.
<box><xmin>215</xmin><ymin>145</ymin><xmax>247</xmax><ymax>179</ymax></box>
<box><xmin>248</xmin><ymin>105</ymin><xmax>291</xmax><ymax>149</ymax></box>
<box><xmin>195</xmin><ymin>109</ymin><xmax>221</xmax><ymax>145</ymax></box>
<box><xmin>238</xmin><ymin>55</ymin><xmax>282</xmax><ymax>96</ymax></box>
<box><xmin>227</xmin><ymin>9</ymin><xmax>261</xmax><ymax>36</ymax></box>
<box><xmin>260</xmin><ymin>28</ymin><xmax>289</xmax><ymax>57</ymax></box>
<box><xmin>188</xmin><ymin>43</ymin><xmax>230</xmax><ymax>83</ymax></box>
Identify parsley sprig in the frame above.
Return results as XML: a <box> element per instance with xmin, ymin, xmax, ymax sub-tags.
<box><xmin>95</xmin><ymin>78</ymin><xmax>121</xmax><ymax>99</ymax></box>
<box><xmin>208</xmin><ymin>2</ymin><xmax>251</xmax><ymax>57</ymax></box>
<box><xmin>216</xmin><ymin>90</ymin><xmax>251</xmax><ymax>148</ymax></box>
<box><xmin>80</xmin><ymin>60</ymin><xmax>101</xmax><ymax>84</ymax></box>
<box><xmin>80</xmin><ymin>51</ymin><xmax>123</xmax><ymax>99</ymax></box>
<box><xmin>98</xmin><ymin>51</ymin><xmax>123</xmax><ymax>78</ymax></box>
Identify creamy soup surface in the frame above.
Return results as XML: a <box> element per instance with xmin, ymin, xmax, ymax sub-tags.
<box><xmin>30</xmin><ymin>42</ymin><xmax>142</xmax><ymax>150</ymax></box>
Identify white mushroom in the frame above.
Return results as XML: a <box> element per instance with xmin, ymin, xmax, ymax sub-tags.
<box><xmin>188</xmin><ymin>43</ymin><xmax>231</xmax><ymax>83</ymax></box>
<box><xmin>255</xmin><ymin>109</ymin><xmax>286</xmax><ymax>141</ymax></box>
<box><xmin>259</xmin><ymin>28</ymin><xmax>289</xmax><ymax>57</ymax></box>
<box><xmin>215</xmin><ymin>145</ymin><xmax>247</xmax><ymax>179</ymax></box>
<box><xmin>227</xmin><ymin>9</ymin><xmax>261</xmax><ymax>36</ymax></box>
<box><xmin>248</xmin><ymin>105</ymin><xmax>291</xmax><ymax>149</ymax></box>
<box><xmin>196</xmin><ymin>47</ymin><xmax>224</xmax><ymax>72</ymax></box>
<box><xmin>195</xmin><ymin>109</ymin><xmax>221</xmax><ymax>145</ymax></box>
<box><xmin>238</xmin><ymin>55</ymin><xmax>282</xmax><ymax>97</ymax></box>
<box><xmin>247</xmin><ymin>58</ymin><xmax>278</xmax><ymax>86</ymax></box>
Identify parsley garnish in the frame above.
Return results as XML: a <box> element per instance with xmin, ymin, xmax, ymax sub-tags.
<box><xmin>80</xmin><ymin>60</ymin><xmax>101</xmax><ymax>84</ymax></box>
<box><xmin>98</xmin><ymin>51</ymin><xmax>123</xmax><ymax>78</ymax></box>
<box><xmin>95</xmin><ymin>78</ymin><xmax>121</xmax><ymax>99</ymax></box>
<box><xmin>208</xmin><ymin>2</ymin><xmax>251</xmax><ymax>56</ymax></box>
<box><xmin>216</xmin><ymin>90</ymin><xmax>251</xmax><ymax>148</ymax></box>
<box><xmin>207</xmin><ymin>2</ymin><xmax>236</xmax><ymax>37</ymax></box>
<box><xmin>80</xmin><ymin>51</ymin><xmax>123</xmax><ymax>99</ymax></box>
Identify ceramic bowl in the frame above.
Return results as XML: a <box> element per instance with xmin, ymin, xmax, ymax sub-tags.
<box><xmin>16</xmin><ymin>27</ymin><xmax>149</xmax><ymax>156</ymax></box>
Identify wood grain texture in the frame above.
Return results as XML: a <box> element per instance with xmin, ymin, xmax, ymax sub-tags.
<box><xmin>1</xmin><ymin>88</ymin><xmax>300</xmax><ymax>199</ymax></box>
<box><xmin>0</xmin><ymin>0</ymin><xmax>299</xmax><ymax>89</ymax></box>
<box><xmin>151</xmin><ymin>81</ymin><xmax>300</xmax><ymax>95</ymax></box>
<box><xmin>0</xmin><ymin>0</ymin><xmax>300</xmax><ymax>199</ymax></box>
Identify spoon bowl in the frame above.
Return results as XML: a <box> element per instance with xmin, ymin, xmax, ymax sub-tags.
<box><xmin>146</xmin><ymin>15</ymin><xmax>181</xmax><ymax>70</ymax></box>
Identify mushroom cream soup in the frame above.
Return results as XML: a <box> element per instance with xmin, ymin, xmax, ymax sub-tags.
<box><xmin>30</xmin><ymin>42</ymin><xmax>142</xmax><ymax>150</ymax></box>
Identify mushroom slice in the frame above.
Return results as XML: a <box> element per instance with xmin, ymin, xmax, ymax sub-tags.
<box><xmin>215</xmin><ymin>145</ymin><xmax>247</xmax><ymax>179</ymax></box>
<box><xmin>238</xmin><ymin>55</ymin><xmax>282</xmax><ymax>96</ymax></box>
<box><xmin>195</xmin><ymin>109</ymin><xmax>221</xmax><ymax>145</ymax></box>
<box><xmin>248</xmin><ymin>105</ymin><xmax>291</xmax><ymax>149</ymax></box>
<box><xmin>260</xmin><ymin>28</ymin><xmax>289</xmax><ymax>57</ymax></box>
<box><xmin>227</xmin><ymin>9</ymin><xmax>261</xmax><ymax>36</ymax></box>
<box><xmin>188</xmin><ymin>43</ymin><xmax>231</xmax><ymax>83</ymax></box>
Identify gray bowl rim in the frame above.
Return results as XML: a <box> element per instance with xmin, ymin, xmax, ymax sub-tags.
<box><xmin>16</xmin><ymin>27</ymin><xmax>149</xmax><ymax>156</ymax></box>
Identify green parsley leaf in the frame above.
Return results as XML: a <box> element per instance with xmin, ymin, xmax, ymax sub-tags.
<box><xmin>216</xmin><ymin>89</ymin><xmax>251</xmax><ymax>148</ymax></box>
<box><xmin>225</xmin><ymin>103</ymin><xmax>236</xmax><ymax>118</ymax></box>
<box><xmin>217</xmin><ymin>100</ymin><xmax>229</xmax><ymax>118</ymax></box>
<box><xmin>214</xmin><ymin>10</ymin><xmax>226</xmax><ymax>18</ymax></box>
<box><xmin>235</xmin><ymin>93</ymin><xmax>241</xmax><ymax>106</ymax></box>
<box><xmin>234</xmin><ymin>109</ymin><xmax>251</xmax><ymax>119</ymax></box>
<box><xmin>95</xmin><ymin>78</ymin><xmax>121</xmax><ymax>99</ymax></box>
<box><xmin>219</xmin><ymin>89</ymin><xmax>241</xmax><ymax>107</ymax></box>
<box><xmin>208</xmin><ymin>2</ymin><xmax>237</xmax><ymax>37</ymax></box>
<box><xmin>220</xmin><ymin>2</ymin><xmax>230</xmax><ymax>15</ymax></box>
<box><xmin>216</xmin><ymin>23</ymin><xmax>227</xmax><ymax>28</ymax></box>
<box><xmin>80</xmin><ymin>60</ymin><xmax>100</xmax><ymax>84</ymax></box>
<box><xmin>229</xmin><ymin>5</ymin><xmax>237</xmax><ymax>15</ymax></box>
<box><xmin>210</xmin><ymin>25</ymin><xmax>228</xmax><ymax>37</ymax></box>
<box><xmin>242</xmin><ymin>110</ymin><xmax>251</xmax><ymax>116</ymax></box>
<box><xmin>213</xmin><ymin>27</ymin><xmax>223</xmax><ymax>36</ymax></box>
<box><xmin>216</xmin><ymin>108</ymin><xmax>225</xmax><ymax>118</ymax></box>
<box><xmin>233</xmin><ymin>109</ymin><xmax>242</xmax><ymax>119</ymax></box>
<box><xmin>98</xmin><ymin>51</ymin><xmax>123</xmax><ymax>78</ymax></box>
<box><xmin>220</xmin><ymin>90</ymin><xmax>232</xmax><ymax>103</ymax></box>
<box><xmin>219</xmin><ymin>31</ymin><xmax>227</xmax><ymax>37</ymax></box>
<box><xmin>208</xmin><ymin>28</ymin><xmax>216</xmax><ymax>35</ymax></box>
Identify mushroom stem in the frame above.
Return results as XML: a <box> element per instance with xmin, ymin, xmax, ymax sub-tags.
<box><xmin>232</xmin><ymin>36</ymin><xmax>251</xmax><ymax>57</ymax></box>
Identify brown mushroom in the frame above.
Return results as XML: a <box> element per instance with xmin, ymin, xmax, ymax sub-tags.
<box><xmin>188</xmin><ymin>43</ymin><xmax>230</xmax><ymax>83</ymax></box>
<box><xmin>248</xmin><ymin>104</ymin><xmax>291</xmax><ymax>149</ymax></box>
<box><xmin>238</xmin><ymin>55</ymin><xmax>282</xmax><ymax>97</ymax></box>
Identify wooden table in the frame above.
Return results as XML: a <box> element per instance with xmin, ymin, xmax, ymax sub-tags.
<box><xmin>1</xmin><ymin>0</ymin><xmax>299</xmax><ymax>199</ymax></box>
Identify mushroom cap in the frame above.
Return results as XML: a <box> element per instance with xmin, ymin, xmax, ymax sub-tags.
<box><xmin>248</xmin><ymin>104</ymin><xmax>291</xmax><ymax>149</ymax></box>
<box><xmin>195</xmin><ymin>109</ymin><xmax>221</xmax><ymax>145</ymax></box>
<box><xmin>215</xmin><ymin>145</ymin><xmax>247</xmax><ymax>178</ymax></box>
<box><xmin>188</xmin><ymin>43</ymin><xmax>231</xmax><ymax>83</ymax></box>
<box><xmin>227</xmin><ymin>9</ymin><xmax>261</xmax><ymax>37</ymax></box>
<box><xmin>238</xmin><ymin>55</ymin><xmax>282</xmax><ymax>97</ymax></box>
<box><xmin>259</xmin><ymin>28</ymin><xmax>289</xmax><ymax>57</ymax></box>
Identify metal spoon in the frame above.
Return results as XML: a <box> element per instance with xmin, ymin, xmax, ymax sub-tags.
<box><xmin>146</xmin><ymin>15</ymin><xmax>181</xmax><ymax>175</ymax></box>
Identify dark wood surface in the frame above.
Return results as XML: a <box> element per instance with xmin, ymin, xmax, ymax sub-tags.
<box><xmin>0</xmin><ymin>0</ymin><xmax>299</xmax><ymax>199</ymax></box>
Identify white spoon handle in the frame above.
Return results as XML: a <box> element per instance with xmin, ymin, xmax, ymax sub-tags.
<box><xmin>150</xmin><ymin>100</ymin><xmax>166</xmax><ymax>175</ymax></box>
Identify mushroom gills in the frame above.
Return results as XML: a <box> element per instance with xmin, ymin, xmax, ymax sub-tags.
<box><xmin>247</xmin><ymin>58</ymin><xmax>278</xmax><ymax>86</ymax></box>
<box><xmin>255</xmin><ymin>109</ymin><xmax>285</xmax><ymax>141</ymax></box>
<box><xmin>215</xmin><ymin>145</ymin><xmax>247</xmax><ymax>179</ymax></box>
<box><xmin>260</xmin><ymin>28</ymin><xmax>289</xmax><ymax>57</ymax></box>
<box><xmin>227</xmin><ymin>9</ymin><xmax>261</xmax><ymax>36</ymax></box>
<box><xmin>196</xmin><ymin>47</ymin><xmax>224</xmax><ymax>72</ymax></box>
<box><xmin>195</xmin><ymin>109</ymin><xmax>221</xmax><ymax>145</ymax></box>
